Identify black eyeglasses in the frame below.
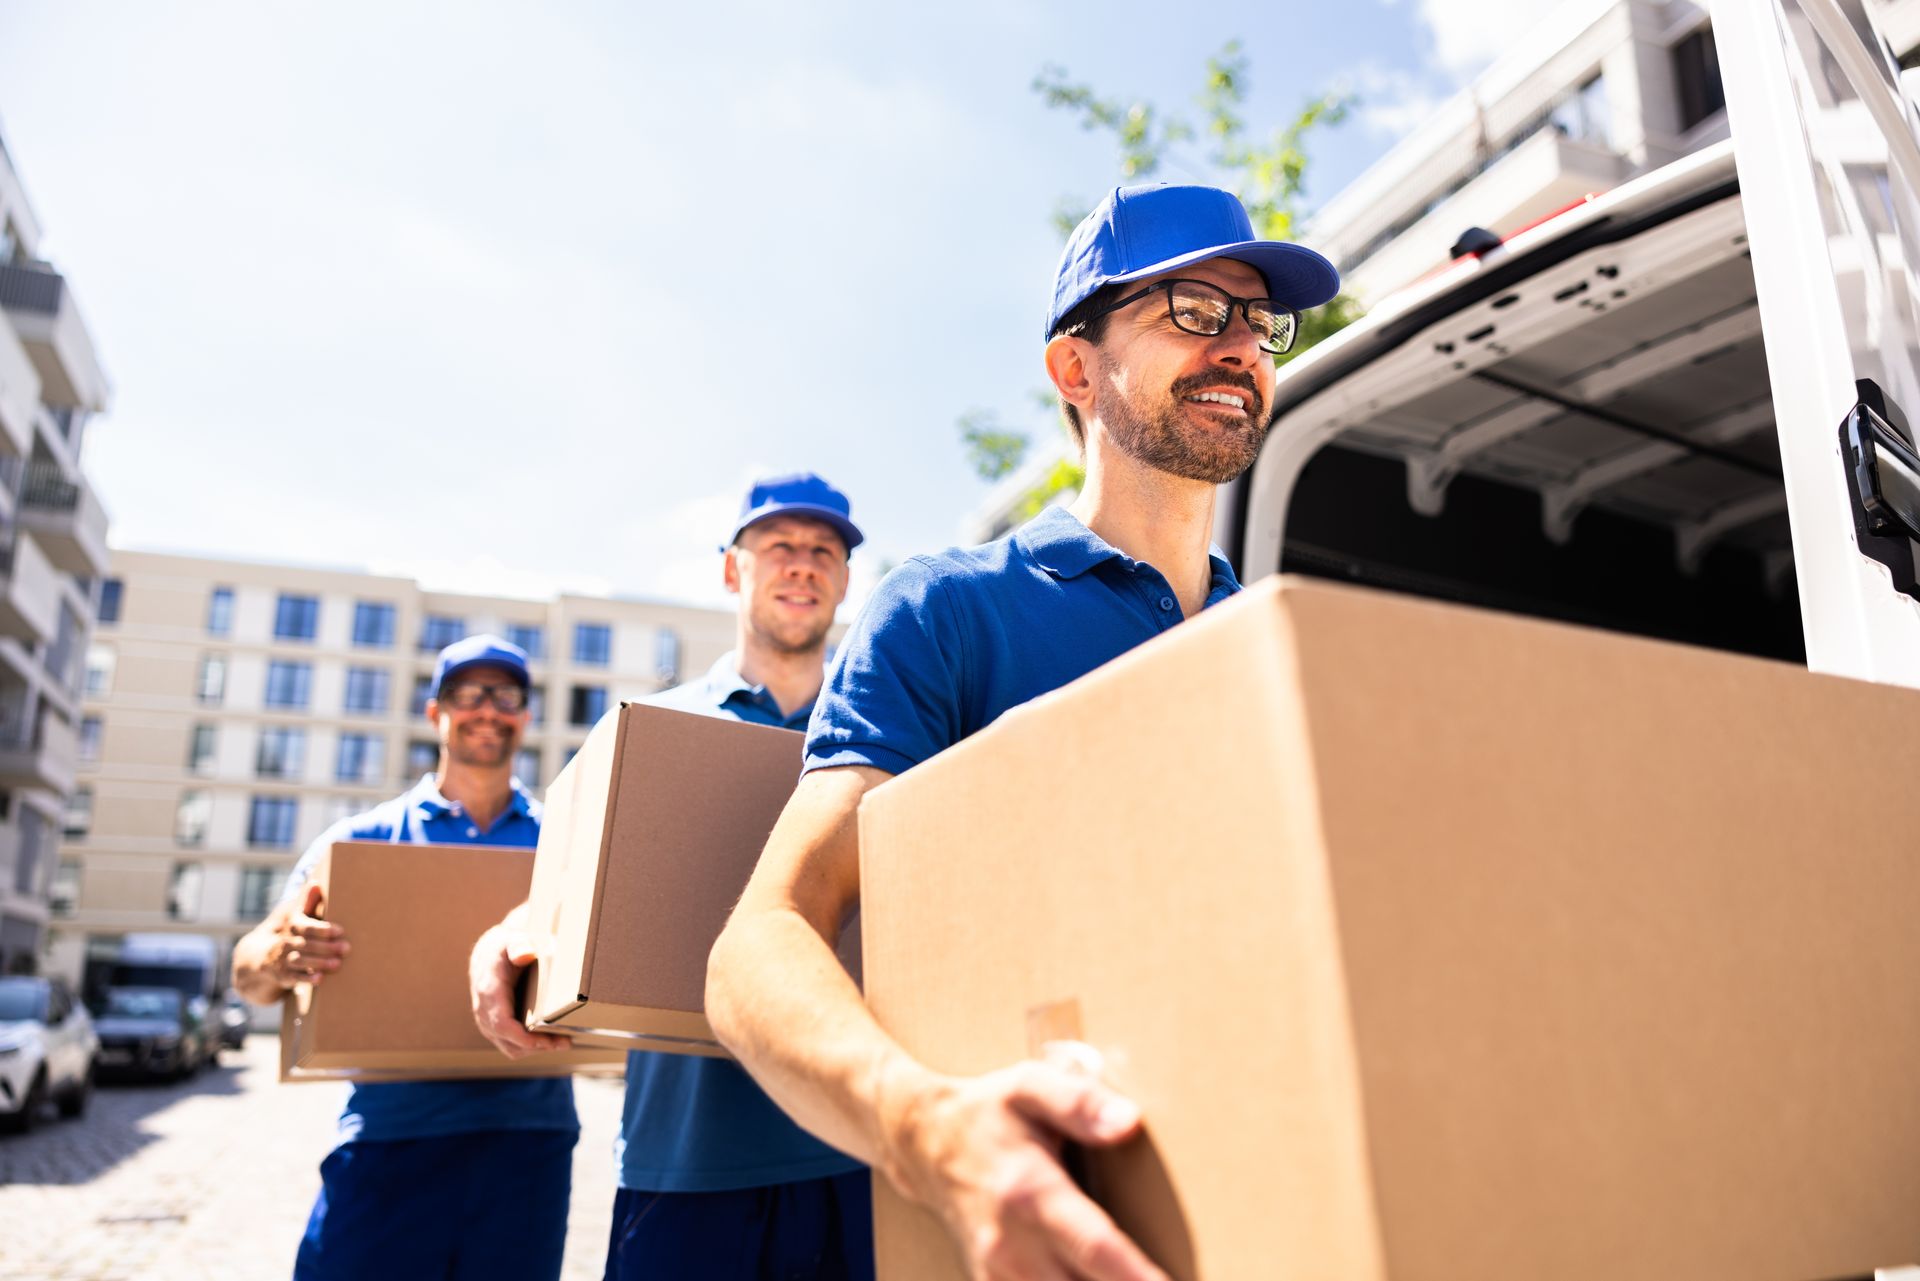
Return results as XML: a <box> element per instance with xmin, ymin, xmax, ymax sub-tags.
<box><xmin>439</xmin><ymin>682</ymin><xmax>528</xmax><ymax>713</ymax></box>
<box><xmin>1077</xmin><ymin>278</ymin><xmax>1300</xmax><ymax>355</ymax></box>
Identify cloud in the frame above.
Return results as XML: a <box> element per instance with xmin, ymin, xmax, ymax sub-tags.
<box><xmin>1413</xmin><ymin>0</ymin><xmax>1581</xmax><ymax>82</ymax></box>
<box><xmin>1337</xmin><ymin>62</ymin><xmax>1451</xmax><ymax>139</ymax></box>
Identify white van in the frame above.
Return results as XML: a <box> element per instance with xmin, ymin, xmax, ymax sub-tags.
<box><xmin>1222</xmin><ymin>0</ymin><xmax>1920</xmax><ymax>694</ymax></box>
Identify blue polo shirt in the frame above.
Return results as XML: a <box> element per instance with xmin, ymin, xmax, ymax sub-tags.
<box><xmin>613</xmin><ymin>653</ymin><xmax>864</xmax><ymax>1193</ymax></box>
<box><xmin>280</xmin><ymin>774</ymin><xmax>578</xmax><ymax>1148</ymax></box>
<box><xmin>807</xmin><ymin>505</ymin><xmax>1241</xmax><ymax>776</ymax></box>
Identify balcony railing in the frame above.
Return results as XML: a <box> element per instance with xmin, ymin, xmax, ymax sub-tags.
<box><xmin>0</xmin><ymin>262</ymin><xmax>65</xmax><ymax>316</ymax></box>
<box><xmin>20</xmin><ymin>461</ymin><xmax>79</xmax><ymax>513</ymax></box>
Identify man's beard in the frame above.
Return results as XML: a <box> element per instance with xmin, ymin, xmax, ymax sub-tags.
<box><xmin>749</xmin><ymin>601</ymin><xmax>833</xmax><ymax>657</ymax></box>
<box><xmin>448</xmin><ymin>725</ymin><xmax>515</xmax><ymax>768</ymax></box>
<box><xmin>1104</xmin><ymin>369</ymin><xmax>1270</xmax><ymax>484</ymax></box>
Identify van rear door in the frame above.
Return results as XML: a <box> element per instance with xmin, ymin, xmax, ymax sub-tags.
<box><xmin>1713</xmin><ymin>0</ymin><xmax>1920</xmax><ymax>685</ymax></box>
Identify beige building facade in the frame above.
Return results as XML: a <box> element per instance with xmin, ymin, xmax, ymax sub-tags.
<box><xmin>0</xmin><ymin>128</ymin><xmax>114</xmax><ymax>974</ymax></box>
<box><xmin>46</xmin><ymin>549</ymin><xmax>740</xmax><ymax>997</ymax></box>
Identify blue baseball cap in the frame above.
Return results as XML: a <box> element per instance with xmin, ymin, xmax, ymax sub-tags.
<box><xmin>1047</xmin><ymin>184</ymin><xmax>1341</xmax><ymax>339</ymax></box>
<box><xmin>432</xmin><ymin>634</ymin><xmax>531</xmax><ymax>695</ymax></box>
<box><xmin>726</xmin><ymin>472</ymin><xmax>864</xmax><ymax>553</ymax></box>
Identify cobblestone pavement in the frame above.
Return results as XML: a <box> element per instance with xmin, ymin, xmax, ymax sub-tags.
<box><xmin>0</xmin><ymin>1035</ymin><xmax>625</xmax><ymax>1280</ymax></box>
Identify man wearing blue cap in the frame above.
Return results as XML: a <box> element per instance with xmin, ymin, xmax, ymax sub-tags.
<box><xmin>707</xmin><ymin>186</ymin><xmax>1340</xmax><ymax>1280</ymax></box>
<box><xmin>469</xmin><ymin>474</ymin><xmax>872</xmax><ymax>1280</ymax></box>
<box><xmin>234</xmin><ymin>634</ymin><xmax>577</xmax><ymax>1281</ymax></box>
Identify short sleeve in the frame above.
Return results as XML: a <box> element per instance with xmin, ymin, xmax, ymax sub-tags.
<box><xmin>805</xmin><ymin>558</ymin><xmax>967</xmax><ymax>776</ymax></box>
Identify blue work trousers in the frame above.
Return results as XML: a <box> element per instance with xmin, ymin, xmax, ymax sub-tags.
<box><xmin>294</xmin><ymin>1129</ymin><xmax>576</xmax><ymax>1281</ymax></box>
<box><xmin>603</xmin><ymin>1169</ymin><xmax>873</xmax><ymax>1281</ymax></box>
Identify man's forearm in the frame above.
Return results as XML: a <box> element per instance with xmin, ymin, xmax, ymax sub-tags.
<box><xmin>231</xmin><ymin>914</ymin><xmax>290</xmax><ymax>1006</ymax></box>
<box><xmin>708</xmin><ymin>899</ymin><xmax>936</xmax><ymax>1175</ymax></box>
<box><xmin>706</xmin><ymin>764</ymin><xmax>934</xmax><ymax>1177</ymax></box>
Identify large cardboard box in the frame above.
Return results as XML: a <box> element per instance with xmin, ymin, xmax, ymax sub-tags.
<box><xmin>524</xmin><ymin>703</ymin><xmax>860</xmax><ymax>1055</ymax></box>
<box><xmin>279</xmin><ymin>840</ymin><xmax>624</xmax><ymax>1082</ymax></box>
<box><xmin>858</xmin><ymin>576</ymin><xmax>1920</xmax><ymax>1281</ymax></box>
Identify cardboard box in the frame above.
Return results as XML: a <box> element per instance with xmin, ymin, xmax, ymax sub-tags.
<box><xmin>279</xmin><ymin>840</ymin><xmax>625</xmax><ymax>1082</ymax></box>
<box><xmin>524</xmin><ymin>702</ymin><xmax>861</xmax><ymax>1055</ymax></box>
<box><xmin>858</xmin><ymin>576</ymin><xmax>1920</xmax><ymax>1281</ymax></box>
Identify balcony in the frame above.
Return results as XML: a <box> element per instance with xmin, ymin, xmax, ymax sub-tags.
<box><xmin>0</xmin><ymin>530</ymin><xmax>59</xmax><ymax>645</ymax></box>
<box><xmin>0</xmin><ymin>262</ymin><xmax>109</xmax><ymax>414</ymax></box>
<box><xmin>0</xmin><ymin>708</ymin><xmax>76</xmax><ymax>796</ymax></box>
<box><xmin>0</xmin><ymin>327</ymin><xmax>37</xmax><ymax>457</ymax></box>
<box><xmin>18</xmin><ymin>462</ymin><xmax>107</xmax><ymax>579</ymax></box>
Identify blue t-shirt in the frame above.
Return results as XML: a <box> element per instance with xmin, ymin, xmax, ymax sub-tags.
<box><xmin>280</xmin><ymin>774</ymin><xmax>578</xmax><ymax>1148</ymax></box>
<box><xmin>614</xmin><ymin>653</ymin><xmax>865</xmax><ymax>1192</ymax></box>
<box><xmin>807</xmin><ymin>505</ymin><xmax>1241</xmax><ymax>776</ymax></box>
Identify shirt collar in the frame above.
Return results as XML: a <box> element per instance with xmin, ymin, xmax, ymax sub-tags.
<box><xmin>1015</xmin><ymin>504</ymin><xmax>1243</xmax><ymax>598</ymax></box>
<box><xmin>407</xmin><ymin>773</ymin><xmax>534</xmax><ymax>820</ymax></box>
<box><xmin>699</xmin><ymin>650</ymin><xmax>756</xmax><ymax>707</ymax></box>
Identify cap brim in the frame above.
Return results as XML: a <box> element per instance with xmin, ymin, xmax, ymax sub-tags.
<box><xmin>1105</xmin><ymin>239</ymin><xmax>1341</xmax><ymax>311</ymax></box>
<box><xmin>438</xmin><ymin>658</ymin><xmax>530</xmax><ymax>691</ymax></box>
<box><xmin>733</xmin><ymin>505</ymin><xmax>865</xmax><ymax>553</ymax></box>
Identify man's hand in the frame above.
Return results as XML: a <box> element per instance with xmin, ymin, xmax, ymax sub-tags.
<box><xmin>265</xmin><ymin>884</ymin><xmax>349</xmax><ymax>989</ymax></box>
<box><xmin>468</xmin><ymin>905</ymin><xmax>571</xmax><ymax>1059</ymax></box>
<box><xmin>881</xmin><ymin>1043</ymin><xmax>1170</xmax><ymax>1281</ymax></box>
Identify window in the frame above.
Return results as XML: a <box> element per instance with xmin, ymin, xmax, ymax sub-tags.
<box><xmin>96</xmin><ymin>578</ymin><xmax>123</xmax><ymax>625</ymax></box>
<box><xmin>273</xmin><ymin>594</ymin><xmax>320</xmax><ymax>642</ymax></box>
<box><xmin>655</xmin><ymin>629</ymin><xmax>682</xmax><ymax>685</ymax></box>
<box><xmin>528</xmin><ymin>685</ymin><xmax>546</xmax><ymax>726</ymax></box>
<box><xmin>237</xmin><ymin>867</ymin><xmax>278</xmax><ymax>920</ymax></box>
<box><xmin>247</xmin><ymin>795</ymin><xmax>299</xmax><ymax>848</ymax></box>
<box><xmin>62</xmin><ymin>786</ymin><xmax>92</xmax><ymax>839</ymax></box>
<box><xmin>77</xmin><ymin>715</ymin><xmax>102</xmax><ymax>762</ymax></box>
<box><xmin>514</xmin><ymin>748</ymin><xmax>540</xmax><ymax>788</ymax></box>
<box><xmin>255</xmin><ymin>726</ymin><xmax>307</xmax><ymax>779</ymax></box>
<box><xmin>419</xmin><ymin>615</ymin><xmax>465</xmax><ymax>653</ymax></box>
<box><xmin>175</xmin><ymin>790</ymin><xmax>211</xmax><ymax>846</ymax></box>
<box><xmin>264</xmin><ymin>660</ymin><xmax>312</xmax><ymax>710</ymax></box>
<box><xmin>1673</xmin><ymin>27</ymin><xmax>1725</xmax><ymax>133</ymax></box>
<box><xmin>573</xmin><ymin>623</ymin><xmax>612</xmax><ymax>666</ymax></box>
<box><xmin>48</xmin><ymin>858</ymin><xmax>80</xmax><ymax>917</ymax></box>
<box><xmin>343</xmin><ymin>667</ymin><xmax>390</xmax><ymax>715</ymax></box>
<box><xmin>1548</xmin><ymin>74</ymin><xmax>1610</xmax><ymax>149</ymax></box>
<box><xmin>207</xmin><ymin>586</ymin><xmax>235</xmax><ymax>637</ymax></box>
<box><xmin>406</xmin><ymin>740</ymin><xmax>438</xmax><ymax>780</ymax></box>
<box><xmin>569</xmin><ymin>684</ymin><xmax>607</xmax><ymax>727</ymax></box>
<box><xmin>167</xmin><ymin>861</ymin><xmax>204</xmax><ymax>922</ymax></box>
<box><xmin>352</xmin><ymin>601</ymin><xmax>396</xmax><ymax>649</ymax></box>
<box><xmin>196</xmin><ymin>654</ymin><xmax>227</xmax><ymax>705</ymax></box>
<box><xmin>411</xmin><ymin>675</ymin><xmax>434</xmax><ymax>716</ymax></box>
<box><xmin>15</xmin><ymin>807</ymin><xmax>45</xmax><ymax>896</ymax></box>
<box><xmin>187</xmin><ymin>723</ymin><xmax>217</xmax><ymax>773</ymax></box>
<box><xmin>506</xmin><ymin>625</ymin><xmax>544</xmax><ymax>660</ymax></box>
<box><xmin>83</xmin><ymin>645</ymin><xmax>114</xmax><ymax>696</ymax></box>
<box><xmin>336</xmin><ymin>732</ymin><xmax>385</xmax><ymax>785</ymax></box>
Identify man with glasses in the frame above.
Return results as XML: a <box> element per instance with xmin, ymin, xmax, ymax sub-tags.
<box><xmin>469</xmin><ymin>474</ymin><xmax>872</xmax><ymax>1280</ymax></box>
<box><xmin>233</xmin><ymin>635</ymin><xmax>577</xmax><ymax>1281</ymax></box>
<box><xmin>706</xmin><ymin>185</ymin><xmax>1338</xmax><ymax>1281</ymax></box>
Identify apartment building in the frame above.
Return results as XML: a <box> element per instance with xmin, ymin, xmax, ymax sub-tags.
<box><xmin>44</xmin><ymin>550</ymin><xmax>740</xmax><ymax>994</ymax></box>
<box><xmin>0</xmin><ymin>129</ymin><xmax>113</xmax><ymax>975</ymax></box>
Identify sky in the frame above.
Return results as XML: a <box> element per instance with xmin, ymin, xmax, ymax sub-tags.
<box><xmin>0</xmin><ymin>0</ymin><xmax>1546</xmax><ymax>610</ymax></box>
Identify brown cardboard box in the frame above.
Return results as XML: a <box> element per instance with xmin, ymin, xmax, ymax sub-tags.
<box><xmin>858</xmin><ymin>576</ymin><xmax>1920</xmax><ymax>1281</ymax></box>
<box><xmin>279</xmin><ymin>840</ymin><xmax>624</xmax><ymax>1082</ymax></box>
<box><xmin>524</xmin><ymin>703</ymin><xmax>860</xmax><ymax>1055</ymax></box>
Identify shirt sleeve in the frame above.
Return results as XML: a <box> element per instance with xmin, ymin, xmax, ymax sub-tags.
<box><xmin>805</xmin><ymin>557</ymin><xmax>967</xmax><ymax>776</ymax></box>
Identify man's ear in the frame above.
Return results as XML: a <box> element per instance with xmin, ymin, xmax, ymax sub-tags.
<box><xmin>1044</xmin><ymin>335</ymin><xmax>1095</xmax><ymax>422</ymax></box>
<box><xmin>722</xmin><ymin>547</ymin><xmax>742</xmax><ymax>596</ymax></box>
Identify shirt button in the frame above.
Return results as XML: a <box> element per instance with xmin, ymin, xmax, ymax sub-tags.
<box><xmin>467</xmin><ymin>827</ymin><xmax>478</xmax><ymax>837</ymax></box>
<box><xmin>1159</xmin><ymin>597</ymin><xmax>1175</xmax><ymax>611</ymax></box>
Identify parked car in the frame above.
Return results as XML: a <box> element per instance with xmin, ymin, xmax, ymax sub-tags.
<box><xmin>92</xmin><ymin>986</ymin><xmax>210</xmax><ymax>1082</ymax></box>
<box><xmin>0</xmin><ymin>975</ymin><xmax>98</xmax><ymax>1133</ymax></box>
<box><xmin>215</xmin><ymin>991</ymin><xmax>250</xmax><ymax>1054</ymax></box>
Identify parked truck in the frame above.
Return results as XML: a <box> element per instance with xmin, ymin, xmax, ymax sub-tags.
<box><xmin>1221</xmin><ymin>0</ymin><xmax>1920</xmax><ymax>696</ymax></box>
